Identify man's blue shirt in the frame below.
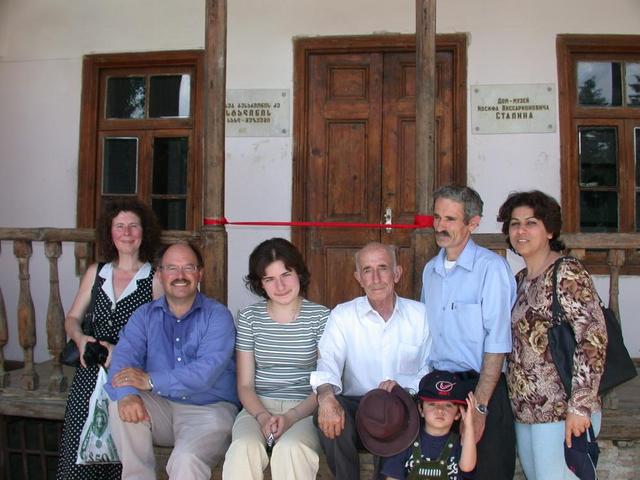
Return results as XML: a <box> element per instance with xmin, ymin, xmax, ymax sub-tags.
<box><xmin>106</xmin><ymin>292</ymin><xmax>239</xmax><ymax>406</ymax></box>
<box><xmin>420</xmin><ymin>238</ymin><xmax>516</xmax><ymax>373</ymax></box>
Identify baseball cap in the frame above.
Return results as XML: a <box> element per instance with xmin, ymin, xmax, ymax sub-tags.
<box><xmin>418</xmin><ymin>371</ymin><xmax>470</xmax><ymax>405</ymax></box>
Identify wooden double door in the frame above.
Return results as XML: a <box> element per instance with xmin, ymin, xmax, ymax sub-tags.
<box><xmin>293</xmin><ymin>35</ymin><xmax>467</xmax><ymax>308</ymax></box>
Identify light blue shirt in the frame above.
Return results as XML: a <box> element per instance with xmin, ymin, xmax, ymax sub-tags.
<box><xmin>420</xmin><ymin>238</ymin><xmax>516</xmax><ymax>373</ymax></box>
<box><xmin>106</xmin><ymin>292</ymin><xmax>238</xmax><ymax>406</ymax></box>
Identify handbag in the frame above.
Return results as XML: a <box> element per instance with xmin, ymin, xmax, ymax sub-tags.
<box><xmin>76</xmin><ymin>366</ymin><xmax>119</xmax><ymax>464</ymax></box>
<box><xmin>549</xmin><ymin>256</ymin><xmax>637</xmax><ymax>397</ymax></box>
<box><xmin>60</xmin><ymin>263</ymin><xmax>104</xmax><ymax>367</ymax></box>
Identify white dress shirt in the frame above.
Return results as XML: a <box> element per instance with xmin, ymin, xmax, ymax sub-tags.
<box><xmin>310</xmin><ymin>295</ymin><xmax>431</xmax><ymax>396</ymax></box>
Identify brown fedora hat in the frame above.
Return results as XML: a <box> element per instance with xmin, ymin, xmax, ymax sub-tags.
<box><xmin>356</xmin><ymin>385</ymin><xmax>420</xmax><ymax>457</ymax></box>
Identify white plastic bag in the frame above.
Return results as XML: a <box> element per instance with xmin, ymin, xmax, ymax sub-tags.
<box><xmin>76</xmin><ymin>366</ymin><xmax>119</xmax><ymax>464</ymax></box>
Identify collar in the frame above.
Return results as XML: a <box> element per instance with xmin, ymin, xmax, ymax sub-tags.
<box><xmin>355</xmin><ymin>294</ymin><xmax>400</xmax><ymax>321</ymax></box>
<box><xmin>434</xmin><ymin>238</ymin><xmax>478</xmax><ymax>276</ymax></box>
<box><xmin>99</xmin><ymin>262</ymin><xmax>152</xmax><ymax>305</ymax></box>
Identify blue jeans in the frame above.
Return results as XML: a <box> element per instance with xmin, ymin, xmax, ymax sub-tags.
<box><xmin>515</xmin><ymin>411</ymin><xmax>602</xmax><ymax>480</ymax></box>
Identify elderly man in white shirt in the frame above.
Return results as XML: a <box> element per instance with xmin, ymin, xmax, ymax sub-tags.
<box><xmin>310</xmin><ymin>242</ymin><xmax>431</xmax><ymax>479</ymax></box>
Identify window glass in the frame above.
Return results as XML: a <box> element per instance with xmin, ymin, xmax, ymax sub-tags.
<box><xmin>152</xmin><ymin>137</ymin><xmax>188</xmax><ymax>194</ymax></box>
<box><xmin>149</xmin><ymin>74</ymin><xmax>191</xmax><ymax>118</ymax></box>
<box><xmin>152</xmin><ymin>199</ymin><xmax>186</xmax><ymax>230</ymax></box>
<box><xmin>580</xmin><ymin>191</ymin><xmax>618</xmax><ymax>232</ymax></box>
<box><xmin>103</xmin><ymin>138</ymin><xmax>138</xmax><ymax>194</ymax></box>
<box><xmin>106</xmin><ymin>77</ymin><xmax>145</xmax><ymax>118</ymax></box>
<box><xmin>577</xmin><ymin>62</ymin><xmax>622</xmax><ymax>106</ymax></box>
<box><xmin>625</xmin><ymin>63</ymin><xmax>640</xmax><ymax>106</ymax></box>
<box><xmin>579</xmin><ymin>127</ymin><xmax>618</xmax><ymax>187</ymax></box>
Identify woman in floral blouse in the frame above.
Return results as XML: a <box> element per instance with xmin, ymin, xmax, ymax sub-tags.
<box><xmin>497</xmin><ymin>190</ymin><xmax>607</xmax><ymax>480</ymax></box>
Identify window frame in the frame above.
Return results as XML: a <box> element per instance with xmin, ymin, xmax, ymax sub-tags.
<box><xmin>77</xmin><ymin>51</ymin><xmax>204</xmax><ymax>230</ymax></box>
<box><xmin>557</xmin><ymin>35</ymin><xmax>640</xmax><ymax>273</ymax></box>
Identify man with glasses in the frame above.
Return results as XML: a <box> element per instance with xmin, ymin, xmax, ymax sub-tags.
<box><xmin>106</xmin><ymin>242</ymin><xmax>238</xmax><ymax>480</ymax></box>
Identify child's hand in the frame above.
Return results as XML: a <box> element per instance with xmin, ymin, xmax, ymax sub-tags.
<box><xmin>460</xmin><ymin>392</ymin><xmax>476</xmax><ymax>442</ymax></box>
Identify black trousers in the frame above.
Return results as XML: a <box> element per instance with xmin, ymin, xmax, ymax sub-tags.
<box><xmin>456</xmin><ymin>371</ymin><xmax>516</xmax><ymax>480</ymax></box>
<box><xmin>314</xmin><ymin>395</ymin><xmax>384</xmax><ymax>480</ymax></box>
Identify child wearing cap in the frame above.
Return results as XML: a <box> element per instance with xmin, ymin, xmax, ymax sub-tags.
<box><xmin>381</xmin><ymin>371</ymin><xmax>477</xmax><ymax>480</ymax></box>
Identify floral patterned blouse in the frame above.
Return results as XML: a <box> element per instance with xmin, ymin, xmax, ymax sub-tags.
<box><xmin>507</xmin><ymin>257</ymin><xmax>607</xmax><ymax>424</ymax></box>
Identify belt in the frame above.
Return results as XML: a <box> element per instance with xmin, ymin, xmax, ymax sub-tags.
<box><xmin>433</xmin><ymin>369</ymin><xmax>479</xmax><ymax>381</ymax></box>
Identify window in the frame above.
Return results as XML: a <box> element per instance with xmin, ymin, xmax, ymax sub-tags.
<box><xmin>557</xmin><ymin>35</ymin><xmax>640</xmax><ymax>272</ymax></box>
<box><xmin>77</xmin><ymin>51</ymin><xmax>204</xmax><ymax>230</ymax></box>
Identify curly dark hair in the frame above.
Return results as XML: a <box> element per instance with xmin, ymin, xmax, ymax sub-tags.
<box><xmin>95</xmin><ymin>198</ymin><xmax>161</xmax><ymax>263</ymax></box>
<box><xmin>245</xmin><ymin>238</ymin><xmax>311</xmax><ymax>299</ymax></box>
<box><xmin>497</xmin><ymin>190</ymin><xmax>565</xmax><ymax>253</ymax></box>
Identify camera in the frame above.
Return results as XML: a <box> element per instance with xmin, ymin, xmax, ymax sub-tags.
<box><xmin>83</xmin><ymin>341</ymin><xmax>109</xmax><ymax>366</ymax></box>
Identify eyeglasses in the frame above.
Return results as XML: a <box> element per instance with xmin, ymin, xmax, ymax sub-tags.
<box><xmin>159</xmin><ymin>264</ymin><xmax>200</xmax><ymax>274</ymax></box>
<box><xmin>112</xmin><ymin>223</ymin><xmax>141</xmax><ymax>232</ymax></box>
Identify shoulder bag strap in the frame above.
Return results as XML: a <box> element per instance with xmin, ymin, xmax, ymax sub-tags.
<box><xmin>81</xmin><ymin>262</ymin><xmax>105</xmax><ymax>335</ymax></box>
<box><xmin>551</xmin><ymin>256</ymin><xmax>570</xmax><ymax>325</ymax></box>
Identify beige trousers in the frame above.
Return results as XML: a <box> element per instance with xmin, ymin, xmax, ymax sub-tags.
<box><xmin>222</xmin><ymin>396</ymin><xmax>321</xmax><ymax>480</ymax></box>
<box><xmin>109</xmin><ymin>392</ymin><xmax>238</xmax><ymax>480</ymax></box>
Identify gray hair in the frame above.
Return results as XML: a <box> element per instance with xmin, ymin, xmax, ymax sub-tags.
<box><xmin>433</xmin><ymin>185</ymin><xmax>484</xmax><ymax>223</ymax></box>
<box><xmin>354</xmin><ymin>242</ymin><xmax>398</xmax><ymax>272</ymax></box>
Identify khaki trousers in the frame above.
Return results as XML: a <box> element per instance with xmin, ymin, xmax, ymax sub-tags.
<box><xmin>109</xmin><ymin>392</ymin><xmax>238</xmax><ymax>480</ymax></box>
<box><xmin>222</xmin><ymin>396</ymin><xmax>321</xmax><ymax>480</ymax></box>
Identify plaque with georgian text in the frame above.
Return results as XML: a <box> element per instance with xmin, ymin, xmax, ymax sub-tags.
<box><xmin>471</xmin><ymin>84</ymin><xmax>556</xmax><ymax>134</ymax></box>
<box><xmin>225</xmin><ymin>89</ymin><xmax>290</xmax><ymax>137</ymax></box>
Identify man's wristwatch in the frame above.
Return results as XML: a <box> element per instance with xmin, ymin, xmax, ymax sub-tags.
<box><xmin>475</xmin><ymin>403</ymin><xmax>489</xmax><ymax>416</ymax></box>
<box><xmin>148</xmin><ymin>375</ymin><xmax>154</xmax><ymax>391</ymax></box>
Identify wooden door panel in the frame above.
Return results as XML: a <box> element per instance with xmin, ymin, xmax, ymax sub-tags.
<box><xmin>326</xmin><ymin>122</ymin><xmax>368</xmax><ymax>219</ymax></box>
<box><xmin>306</xmin><ymin>53</ymin><xmax>383</xmax><ymax>307</ymax></box>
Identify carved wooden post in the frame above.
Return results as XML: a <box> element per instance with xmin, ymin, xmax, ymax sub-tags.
<box><xmin>45</xmin><ymin>241</ymin><xmax>67</xmax><ymax>392</ymax></box>
<box><xmin>14</xmin><ymin>240</ymin><xmax>38</xmax><ymax>390</ymax></box>
<box><xmin>201</xmin><ymin>0</ymin><xmax>228</xmax><ymax>302</ymax></box>
<box><xmin>75</xmin><ymin>241</ymin><xmax>92</xmax><ymax>277</ymax></box>
<box><xmin>603</xmin><ymin>248</ymin><xmax>625</xmax><ymax>409</ymax></box>
<box><xmin>413</xmin><ymin>0</ymin><xmax>437</xmax><ymax>299</ymax></box>
<box><xmin>0</xmin><ymin>242</ymin><xmax>9</xmax><ymax>387</ymax></box>
<box><xmin>606</xmin><ymin>249</ymin><xmax>624</xmax><ymax>319</ymax></box>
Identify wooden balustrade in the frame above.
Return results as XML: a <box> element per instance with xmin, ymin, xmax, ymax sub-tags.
<box><xmin>0</xmin><ymin>228</ymin><xmax>637</xmax><ymax>415</ymax></box>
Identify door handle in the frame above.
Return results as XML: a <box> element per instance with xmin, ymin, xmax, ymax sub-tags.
<box><xmin>384</xmin><ymin>207</ymin><xmax>392</xmax><ymax>233</ymax></box>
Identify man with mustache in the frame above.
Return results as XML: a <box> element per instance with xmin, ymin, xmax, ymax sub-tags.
<box><xmin>421</xmin><ymin>185</ymin><xmax>516</xmax><ymax>480</ymax></box>
<box><xmin>105</xmin><ymin>242</ymin><xmax>239</xmax><ymax>480</ymax></box>
<box><xmin>310</xmin><ymin>242</ymin><xmax>431</xmax><ymax>479</ymax></box>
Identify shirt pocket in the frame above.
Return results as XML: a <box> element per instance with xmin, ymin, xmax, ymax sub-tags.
<box><xmin>450</xmin><ymin>302</ymin><xmax>483</xmax><ymax>343</ymax></box>
<box><xmin>397</xmin><ymin>342</ymin><xmax>422</xmax><ymax>375</ymax></box>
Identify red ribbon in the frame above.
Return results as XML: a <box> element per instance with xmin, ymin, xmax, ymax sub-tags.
<box><xmin>204</xmin><ymin>215</ymin><xmax>433</xmax><ymax>229</ymax></box>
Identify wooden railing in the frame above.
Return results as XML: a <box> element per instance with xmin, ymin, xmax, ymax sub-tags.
<box><xmin>0</xmin><ymin>228</ymin><xmax>638</xmax><ymax>417</ymax></box>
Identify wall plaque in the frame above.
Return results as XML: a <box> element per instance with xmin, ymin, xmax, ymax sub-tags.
<box><xmin>225</xmin><ymin>89</ymin><xmax>290</xmax><ymax>137</ymax></box>
<box><xmin>471</xmin><ymin>84</ymin><xmax>556</xmax><ymax>134</ymax></box>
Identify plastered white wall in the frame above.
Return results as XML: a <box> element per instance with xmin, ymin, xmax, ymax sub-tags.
<box><xmin>1</xmin><ymin>0</ymin><xmax>639</xmax><ymax>362</ymax></box>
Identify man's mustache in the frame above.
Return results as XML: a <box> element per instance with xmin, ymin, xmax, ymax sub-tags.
<box><xmin>171</xmin><ymin>278</ymin><xmax>192</xmax><ymax>286</ymax></box>
<box><xmin>436</xmin><ymin>231</ymin><xmax>450</xmax><ymax>238</ymax></box>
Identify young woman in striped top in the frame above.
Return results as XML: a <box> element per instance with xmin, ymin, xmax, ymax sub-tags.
<box><xmin>222</xmin><ymin>238</ymin><xmax>329</xmax><ymax>480</ymax></box>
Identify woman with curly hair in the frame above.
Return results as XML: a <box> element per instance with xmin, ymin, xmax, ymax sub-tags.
<box><xmin>497</xmin><ymin>190</ymin><xmax>607</xmax><ymax>479</ymax></box>
<box><xmin>57</xmin><ymin>198</ymin><xmax>162</xmax><ymax>479</ymax></box>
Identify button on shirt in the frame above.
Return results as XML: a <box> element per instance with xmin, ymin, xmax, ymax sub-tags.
<box><xmin>105</xmin><ymin>292</ymin><xmax>238</xmax><ymax>406</ymax></box>
<box><xmin>310</xmin><ymin>295</ymin><xmax>431</xmax><ymax>396</ymax></box>
<box><xmin>420</xmin><ymin>239</ymin><xmax>516</xmax><ymax>373</ymax></box>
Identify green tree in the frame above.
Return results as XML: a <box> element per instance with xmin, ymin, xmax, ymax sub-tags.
<box><xmin>578</xmin><ymin>76</ymin><xmax>607</xmax><ymax>105</ymax></box>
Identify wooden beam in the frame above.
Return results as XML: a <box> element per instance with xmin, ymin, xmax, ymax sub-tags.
<box><xmin>413</xmin><ymin>0</ymin><xmax>438</xmax><ymax>298</ymax></box>
<box><xmin>202</xmin><ymin>0</ymin><xmax>228</xmax><ymax>303</ymax></box>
